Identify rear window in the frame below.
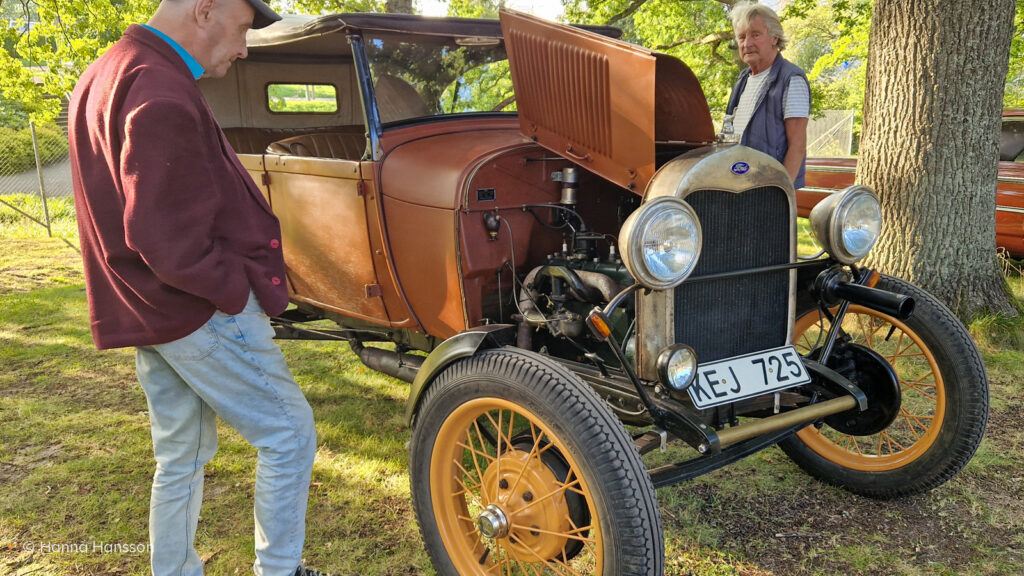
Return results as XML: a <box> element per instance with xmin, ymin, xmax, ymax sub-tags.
<box><xmin>267</xmin><ymin>83</ymin><xmax>339</xmax><ymax>114</ymax></box>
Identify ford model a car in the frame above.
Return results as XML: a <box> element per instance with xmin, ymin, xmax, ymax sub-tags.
<box><xmin>200</xmin><ymin>11</ymin><xmax>989</xmax><ymax>575</ymax></box>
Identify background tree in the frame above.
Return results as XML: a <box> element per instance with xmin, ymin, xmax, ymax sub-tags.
<box><xmin>1007</xmin><ymin>0</ymin><xmax>1024</xmax><ymax>107</ymax></box>
<box><xmin>783</xmin><ymin>0</ymin><xmax>870</xmax><ymax>152</ymax></box>
<box><xmin>857</xmin><ymin>0</ymin><xmax>1017</xmax><ymax>316</ymax></box>
<box><xmin>563</xmin><ymin>0</ymin><xmax>740</xmax><ymax>116</ymax></box>
<box><xmin>0</xmin><ymin>0</ymin><xmax>158</xmax><ymax>125</ymax></box>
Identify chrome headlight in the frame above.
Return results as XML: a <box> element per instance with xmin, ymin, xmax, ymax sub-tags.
<box><xmin>809</xmin><ymin>185</ymin><xmax>882</xmax><ymax>264</ymax></box>
<box><xmin>619</xmin><ymin>197</ymin><xmax>702</xmax><ymax>290</ymax></box>
<box><xmin>656</xmin><ymin>344</ymin><xmax>698</xmax><ymax>391</ymax></box>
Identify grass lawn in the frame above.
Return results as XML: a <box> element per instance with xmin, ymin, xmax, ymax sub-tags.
<box><xmin>1</xmin><ymin>200</ymin><xmax>1022</xmax><ymax>575</ymax></box>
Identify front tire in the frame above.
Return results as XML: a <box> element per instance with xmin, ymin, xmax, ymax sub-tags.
<box><xmin>781</xmin><ymin>275</ymin><xmax>989</xmax><ymax>498</ymax></box>
<box><xmin>410</xmin><ymin>349</ymin><xmax>663</xmax><ymax>575</ymax></box>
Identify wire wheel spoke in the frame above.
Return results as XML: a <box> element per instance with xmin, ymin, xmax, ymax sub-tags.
<box><xmin>443</xmin><ymin>407</ymin><xmax>599</xmax><ymax>575</ymax></box>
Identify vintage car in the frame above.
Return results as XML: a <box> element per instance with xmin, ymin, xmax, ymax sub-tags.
<box><xmin>800</xmin><ymin>110</ymin><xmax>1024</xmax><ymax>258</ymax></box>
<box><xmin>199</xmin><ymin>11</ymin><xmax>989</xmax><ymax>575</ymax></box>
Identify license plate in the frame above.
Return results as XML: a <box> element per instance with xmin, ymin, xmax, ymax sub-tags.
<box><xmin>687</xmin><ymin>345</ymin><xmax>811</xmax><ymax>409</ymax></box>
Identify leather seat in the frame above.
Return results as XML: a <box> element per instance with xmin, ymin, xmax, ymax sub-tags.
<box><xmin>375</xmin><ymin>74</ymin><xmax>432</xmax><ymax>123</ymax></box>
<box><xmin>266</xmin><ymin>132</ymin><xmax>368</xmax><ymax>160</ymax></box>
<box><xmin>222</xmin><ymin>128</ymin><xmax>285</xmax><ymax>155</ymax></box>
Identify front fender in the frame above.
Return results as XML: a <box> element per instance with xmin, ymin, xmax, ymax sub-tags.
<box><xmin>405</xmin><ymin>325</ymin><xmax>516</xmax><ymax>426</ymax></box>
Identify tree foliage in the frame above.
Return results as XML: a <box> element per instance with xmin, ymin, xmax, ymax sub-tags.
<box><xmin>1007</xmin><ymin>0</ymin><xmax>1024</xmax><ymax>107</ymax></box>
<box><xmin>782</xmin><ymin>0</ymin><xmax>870</xmax><ymax>148</ymax></box>
<box><xmin>0</xmin><ymin>0</ymin><xmax>158</xmax><ymax>126</ymax></box>
<box><xmin>562</xmin><ymin>0</ymin><xmax>739</xmax><ymax>118</ymax></box>
<box><xmin>0</xmin><ymin>0</ymin><xmax>1019</xmax><ymax>128</ymax></box>
<box><xmin>279</xmin><ymin>0</ymin><xmax>415</xmax><ymax>15</ymax></box>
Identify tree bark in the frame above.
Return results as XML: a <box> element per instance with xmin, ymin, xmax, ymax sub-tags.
<box><xmin>858</xmin><ymin>0</ymin><xmax>1017</xmax><ymax>317</ymax></box>
<box><xmin>385</xmin><ymin>0</ymin><xmax>414</xmax><ymax>13</ymax></box>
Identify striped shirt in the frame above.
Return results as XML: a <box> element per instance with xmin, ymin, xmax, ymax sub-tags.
<box><xmin>733</xmin><ymin>71</ymin><xmax>810</xmax><ymax>138</ymax></box>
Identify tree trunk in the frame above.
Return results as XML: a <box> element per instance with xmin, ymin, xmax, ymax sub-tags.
<box><xmin>858</xmin><ymin>0</ymin><xmax>1017</xmax><ymax>318</ymax></box>
<box><xmin>385</xmin><ymin>0</ymin><xmax>414</xmax><ymax>13</ymax></box>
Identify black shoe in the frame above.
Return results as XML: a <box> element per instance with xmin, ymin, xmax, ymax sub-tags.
<box><xmin>295</xmin><ymin>566</ymin><xmax>348</xmax><ymax>576</ymax></box>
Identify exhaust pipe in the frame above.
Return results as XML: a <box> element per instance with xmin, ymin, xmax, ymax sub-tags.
<box><xmin>349</xmin><ymin>341</ymin><xmax>424</xmax><ymax>383</ymax></box>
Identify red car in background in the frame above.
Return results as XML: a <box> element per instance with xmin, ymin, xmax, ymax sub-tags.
<box><xmin>799</xmin><ymin>110</ymin><xmax>1024</xmax><ymax>258</ymax></box>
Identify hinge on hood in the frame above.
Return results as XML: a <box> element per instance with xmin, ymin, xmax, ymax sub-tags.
<box><xmin>261</xmin><ymin>172</ymin><xmax>271</xmax><ymax>187</ymax></box>
<box><xmin>357</xmin><ymin>181</ymin><xmax>366</xmax><ymax>197</ymax></box>
<box><xmin>365</xmin><ymin>284</ymin><xmax>382</xmax><ymax>298</ymax></box>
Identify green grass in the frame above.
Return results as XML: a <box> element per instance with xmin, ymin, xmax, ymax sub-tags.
<box><xmin>0</xmin><ymin>194</ymin><xmax>79</xmax><ymax>241</ymax></box>
<box><xmin>2</xmin><ymin>226</ymin><xmax>1023</xmax><ymax>574</ymax></box>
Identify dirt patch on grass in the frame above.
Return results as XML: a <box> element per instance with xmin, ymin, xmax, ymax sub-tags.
<box><xmin>673</xmin><ymin>468</ymin><xmax>1012</xmax><ymax>575</ymax></box>
<box><xmin>0</xmin><ymin>461</ymin><xmax>29</xmax><ymax>485</ymax></box>
<box><xmin>0</xmin><ymin>444</ymin><xmax>64</xmax><ymax>489</ymax></box>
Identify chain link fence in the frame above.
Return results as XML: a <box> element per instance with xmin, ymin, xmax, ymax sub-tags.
<box><xmin>0</xmin><ymin>109</ymin><xmax>75</xmax><ymax>239</ymax></box>
<box><xmin>807</xmin><ymin>109</ymin><xmax>856</xmax><ymax>157</ymax></box>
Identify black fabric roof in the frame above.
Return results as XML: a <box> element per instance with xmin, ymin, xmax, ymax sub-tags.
<box><xmin>246</xmin><ymin>12</ymin><xmax>622</xmax><ymax>47</ymax></box>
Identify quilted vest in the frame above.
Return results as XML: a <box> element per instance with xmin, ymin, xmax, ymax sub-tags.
<box><xmin>727</xmin><ymin>55</ymin><xmax>810</xmax><ymax>188</ymax></box>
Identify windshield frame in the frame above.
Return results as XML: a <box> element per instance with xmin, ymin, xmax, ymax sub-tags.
<box><xmin>361</xmin><ymin>30</ymin><xmax>517</xmax><ymax>128</ymax></box>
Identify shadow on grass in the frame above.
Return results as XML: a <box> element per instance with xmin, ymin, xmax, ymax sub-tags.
<box><xmin>3</xmin><ymin>243</ymin><xmax>1024</xmax><ymax>575</ymax></box>
<box><xmin>0</xmin><ymin>280</ymin><xmax>430</xmax><ymax>575</ymax></box>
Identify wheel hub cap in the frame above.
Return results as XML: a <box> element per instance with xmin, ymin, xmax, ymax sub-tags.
<box><xmin>477</xmin><ymin>504</ymin><xmax>509</xmax><ymax>539</ymax></box>
<box><xmin>480</xmin><ymin>447</ymin><xmax>574</xmax><ymax>561</ymax></box>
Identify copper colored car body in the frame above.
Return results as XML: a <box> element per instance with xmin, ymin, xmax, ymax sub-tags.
<box><xmin>198</xmin><ymin>11</ymin><xmax>991</xmax><ymax>576</ymax></box>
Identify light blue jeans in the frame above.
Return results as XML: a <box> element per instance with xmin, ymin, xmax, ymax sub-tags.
<box><xmin>136</xmin><ymin>292</ymin><xmax>316</xmax><ymax>576</ymax></box>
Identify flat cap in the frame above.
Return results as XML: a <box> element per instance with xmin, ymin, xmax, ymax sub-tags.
<box><xmin>245</xmin><ymin>0</ymin><xmax>282</xmax><ymax>30</ymax></box>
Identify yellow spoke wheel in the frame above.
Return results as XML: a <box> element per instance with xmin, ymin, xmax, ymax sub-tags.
<box><xmin>432</xmin><ymin>399</ymin><xmax>598</xmax><ymax>573</ymax></box>
<box><xmin>793</xmin><ymin>305</ymin><xmax>945</xmax><ymax>470</ymax></box>
<box><xmin>781</xmin><ymin>274</ymin><xmax>988</xmax><ymax>498</ymax></box>
<box><xmin>410</xmin><ymin>349</ymin><xmax>663</xmax><ymax>575</ymax></box>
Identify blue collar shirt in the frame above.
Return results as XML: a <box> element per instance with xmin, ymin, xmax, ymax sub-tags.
<box><xmin>141</xmin><ymin>24</ymin><xmax>205</xmax><ymax>80</ymax></box>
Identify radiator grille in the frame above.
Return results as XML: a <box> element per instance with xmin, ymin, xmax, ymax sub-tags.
<box><xmin>674</xmin><ymin>187</ymin><xmax>791</xmax><ymax>362</ymax></box>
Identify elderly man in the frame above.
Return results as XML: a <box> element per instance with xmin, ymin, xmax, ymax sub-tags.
<box><xmin>68</xmin><ymin>1</ymin><xmax>337</xmax><ymax>575</ymax></box>
<box><xmin>726</xmin><ymin>1</ymin><xmax>810</xmax><ymax>188</ymax></box>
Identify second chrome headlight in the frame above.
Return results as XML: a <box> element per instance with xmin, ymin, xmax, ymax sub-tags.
<box><xmin>809</xmin><ymin>185</ymin><xmax>882</xmax><ymax>264</ymax></box>
<box><xmin>619</xmin><ymin>197</ymin><xmax>702</xmax><ymax>290</ymax></box>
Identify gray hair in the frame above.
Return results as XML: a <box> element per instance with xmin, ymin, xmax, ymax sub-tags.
<box><xmin>731</xmin><ymin>1</ymin><xmax>788</xmax><ymax>52</ymax></box>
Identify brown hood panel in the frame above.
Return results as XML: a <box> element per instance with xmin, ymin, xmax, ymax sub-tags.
<box><xmin>654</xmin><ymin>53</ymin><xmax>715</xmax><ymax>144</ymax></box>
<box><xmin>501</xmin><ymin>10</ymin><xmax>655</xmax><ymax>192</ymax></box>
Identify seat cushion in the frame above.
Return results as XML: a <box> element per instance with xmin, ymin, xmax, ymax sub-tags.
<box><xmin>266</xmin><ymin>131</ymin><xmax>368</xmax><ymax>160</ymax></box>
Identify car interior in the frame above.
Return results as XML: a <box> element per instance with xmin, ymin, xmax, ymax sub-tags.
<box><xmin>1000</xmin><ymin>117</ymin><xmax>1024</xmax><ymax>162</ymax></box>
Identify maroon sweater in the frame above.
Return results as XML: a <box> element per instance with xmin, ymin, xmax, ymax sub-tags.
<box><xmin>69</xmin><ymin>25</ymin><xmax>288</xmax><ymax>350</ymax></box>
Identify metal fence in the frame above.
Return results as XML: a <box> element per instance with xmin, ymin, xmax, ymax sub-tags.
<box><xmin>0</xmin><ymin>111</ymin><xmax>73</xmax><ymax>237</ymax></box>
<box><xmin>807</xmin><ymin>109</ymin><xmax>856</xmax><ymax>157</ymax></box>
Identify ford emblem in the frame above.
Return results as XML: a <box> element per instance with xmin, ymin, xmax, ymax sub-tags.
<box><xmin>731</xmin><ymin>162</ymin><xmax>750</xmax><ymax>175</ymax></box>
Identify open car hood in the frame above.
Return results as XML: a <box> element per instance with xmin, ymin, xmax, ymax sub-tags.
<box><xmin>500</xmin><ymin>9</ymin><xmax>715</xmax><ymax>193</ymax></box>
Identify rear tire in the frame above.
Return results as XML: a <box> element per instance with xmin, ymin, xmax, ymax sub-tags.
<box><xmin>781</xmin><ymin>275</ymin><xmax>989</xmax><ymax>498</ymax></box>
<box><xmin>410</xmin><ymin>348</ymin><xmax>663</xmax><ymax>575</ymax></box>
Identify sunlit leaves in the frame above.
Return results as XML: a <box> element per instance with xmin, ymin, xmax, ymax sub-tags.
<box><xmin>563</xmin><ymin>0</ymin><xmax>738</xmax><ymax>119</ymax></box>
<box><xmin>1006</xmin><ymin>0</ymin><xmax>1023</xmax><ymax>107</ymax></box>
<box><xmin>0</xmin><ymin>0</ymin><xmax>159</xmax><ymax>125</ymax></box>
